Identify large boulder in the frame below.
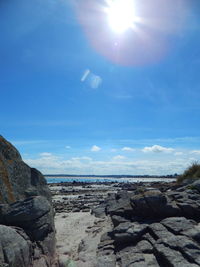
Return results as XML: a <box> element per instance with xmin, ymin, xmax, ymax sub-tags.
<box><xmin>130</xmin><ymin>189</ymin><xmax>181</xmax><ymax>219</ymax></box>
<box><xmin>1</xmin><ymin>196</ymin><xmax>55</xmax><ymax>242</ymax></box>
<box><xmin>0</xmin><ymin>136</ymin><xmax>51</xmax><ymax>204</ymax></box>
<box><xmin>0</xmin><ymin>136</ymin><xmax>56</xmax><ymax>267</ymax></box>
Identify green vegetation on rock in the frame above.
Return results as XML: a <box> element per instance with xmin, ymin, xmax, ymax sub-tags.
<box><xmin>177</xmin><ymin>162</ymin><xmax>200</xmax><ymax>183</ymax></box>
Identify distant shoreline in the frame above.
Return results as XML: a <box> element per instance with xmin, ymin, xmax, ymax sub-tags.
<box><xmin>45</xmin><ymin>176</ymin><xmax>176</xmax><ymax>184</ymax></box>
<box><xmin>45</xmin><ymin>174</ymin><xmax>178</xmax><ymax>179</ymax></box>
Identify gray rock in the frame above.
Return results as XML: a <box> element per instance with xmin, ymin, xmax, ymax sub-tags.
<box><xmin>0</xmin><ymin>137</ymin><xmax>57</xmax><ymax>266</ymax></box>
<box><xmin>106</xmin><ymin>192</ymin><xmax>133</xmax><ymax>219</ymax></box>
<box><xmin>120</xmin><ymin>253</ymin><xmax>145</xmax><ymax>267</ymax></box>
<box><xmin>92</xmin><ymin>205</ymin><xmax>106</xmax><ymax>217</ymax></box>
<box><xmin>113</xmin><ymin>222</ymin><xmax>147</xmax><ymax>245</ymax></box>
<box><xmin>130</xmin><ymin>190</ymin><xmax>181</xmax><ymax>219</ymax></box>
<box><xmin>136</xmin><ymin>240</ymin><xmax>153</xmax><ymax>253</ymax></box>
<box><xmin>4</xmin><ymin>196</ymin><xmax>51</xmax><ymax>224</ymax></box>
<box><xmin>184</xmin><ymin>224</ymin><xmax>200</xmax><ymax>244</ymax></box>
<box><xmin>161</xmin><ymin>217</ymin><xmax>195</xmax><ymax>234</ymax></box>
<box><xmin>97</xmin><ymin>255</ymin><xmax>116</xmax><ymax>267</ymax></box>
<box><xmin>119</xmin><ymin>252</ymin><xmax>159</xmax><ymax>267</ymax></box>
<box><xmin>0</xmin><ymin>136</ymin><xmax>51</xmax><ymax>204</ymax></box>
<box><xmin>0</xmin><ymin>224</ymin><xmax>32</xmax><ymax>267</ymax></box>
<box><xmin>191</xmin><ymin>179</ymin><xmax>200</xmax><ymax>193</ymax></box>
<box><xmin>154</xmin><ymin>242</ymin><xmax>198</xmax><ymax>267</ymax></box>
<box><xmin>2</xmin><ymin>196</ymin><xmax>55</xmax><ymax>242</ymax></box>
<box><xmin>161</xmin><ymin>235</ymin><xmax>200</xmax><ymax>265</ymax></box>
<box><xmin>111</xmin><ymin>215</ymin><xmax>129</xmax><ymax>227</ymax></box>
<box><xmin>177</xmin><ymin>201</ymin><xmax>200</xmax><ymax>219</ymax></box>
<box><xmin>148</xmin><ymin>223</ymin><xmax>174</xmax><ymax>240</ymax></box>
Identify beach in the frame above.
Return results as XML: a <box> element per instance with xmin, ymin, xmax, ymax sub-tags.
<box><xmin>50</xmin><ymin>181</ymin><xmax>117</xmax><ymax>266</ymax></box>
<box><xmin>51</xmin><ymin>179</ymin><xmax>200</xmax><ymax>267</ymax></box>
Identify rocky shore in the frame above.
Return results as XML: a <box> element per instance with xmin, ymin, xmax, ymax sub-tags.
<box><xmin>51</xmin><ymin>179</ymin><xmax>200</xmax><ymax>267</ymax></box>
<box><xmin>1</xmin><ymin>135</ymin><xmax>200</xmax><ymax>267</ymax></box>
<box><xmin>94</xmin><ymin>180</ymin><xmax>200</xmax><ymax>267</ymax></box>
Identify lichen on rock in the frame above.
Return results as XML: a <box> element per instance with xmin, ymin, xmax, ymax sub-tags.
<box><xmin>0</xmin><ymin>136</ymin><xmax>57</xmax><ymax>267</ymax></box>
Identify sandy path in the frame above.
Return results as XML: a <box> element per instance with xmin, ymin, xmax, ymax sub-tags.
<box><xmin>55</xmin><ymin>212</ymin><xmax>112</xmax><ymax>267</ymax></box>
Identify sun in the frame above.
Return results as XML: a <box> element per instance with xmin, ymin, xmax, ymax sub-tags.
<box><xmin>107</xmin><ymin>0</ymin><xmax>136</xmax><ymax>33</ymax></box>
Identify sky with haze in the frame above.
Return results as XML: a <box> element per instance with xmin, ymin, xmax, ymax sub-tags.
<box><xmin>1</xmin><ymin>0</ymin><xmax>200</xmax><ymax>175</ymax></box>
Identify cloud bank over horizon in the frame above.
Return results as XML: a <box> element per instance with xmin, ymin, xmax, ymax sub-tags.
<box><xmin>22</xmin><ymin>143</ymin><xmax>200</xmax><ymax>175</ymax></box>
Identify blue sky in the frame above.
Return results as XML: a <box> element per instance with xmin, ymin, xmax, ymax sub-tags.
<box><xmin>1</xmin><ymin>0</ymin><xmax>200</xmax><ymax>175</ymax></box>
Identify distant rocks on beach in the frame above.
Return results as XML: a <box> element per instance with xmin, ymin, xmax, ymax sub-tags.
<box><xmin>49</xmin><ymin>182</ymin><xmax>120</xmax><ymax>213</ymax></box>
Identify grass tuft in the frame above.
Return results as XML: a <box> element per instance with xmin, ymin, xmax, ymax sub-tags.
<box><xmin>177</xmin><ymin>161</ymin><xmax>200</xmax><ymax>183</ymax></box>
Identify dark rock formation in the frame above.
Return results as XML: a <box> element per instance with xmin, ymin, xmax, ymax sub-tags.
<box><xmin>0</xmin><ymin>225</ymin><xmax>32</xmax><ymax>267</ymax></box>
<box><xmin>0</xmin><ymin>136</ymin><xmax>51</xmax><ymax>204</ymax></box>
<box><xmin>0</xmin><ymin>136</ymin><xmax>57</xmax><ymax>267</ymax></box>
<box><xmin>95</xmin><ymin>180</ymin><xmax>200</xmax><ymax>267</ymax></box>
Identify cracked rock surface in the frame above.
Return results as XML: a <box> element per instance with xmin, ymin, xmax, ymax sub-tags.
<box><xmin>94</xmin><ymin>181</ymin><xmax>200</xmax><ymax>267</ymax></box>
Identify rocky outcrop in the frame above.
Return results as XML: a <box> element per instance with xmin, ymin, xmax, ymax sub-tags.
<box><xmin>0</xmin><ymin>136</ymin><xmax>57</xmax><ymax>267</ymax></box>
<box><xmin>0</xmin><ymin>136</ymin><xmax>51</xmax><ymax>204</ymax></box>
<box><xmin>95</xmin><ymin>181</ymin><xmax>200</xmax><ymax>267</ymax></box>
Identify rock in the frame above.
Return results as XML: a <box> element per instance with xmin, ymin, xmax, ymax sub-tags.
<box><xmin>92</xmin><ymin>205</ymin><xmax>106</xmax><ymax>217</ymax></box>
<box><xmin>3</xmin><ymin>196</ymin><xmax>51</xmax><ymax>224</ymax></box>
<box><xmin>0</xmin><ymin>136</ymin><xmax>51</xmax><ymax>204</ymax></box>
<box><xmin>184</xmin><ymin>223</ymin><xmax>200</xmax><ymax>244</ymax></box>
<box><xmin>111</xmin><ymin>215</ymin><xmax>129</xmax><ymax>227</ymax></box>
<box><xmin>97</xmin><ymin>254</ymin><xmax>116</xmax><ymax>267</ymax></box>
<box><xmin>148</xmin><ymin>223</ymin><xmax>174</xmax><ymax>240</ymax></box>
<box><xmin>154</xmin><ymin>242</ymin><xmax>199</xmax><ymax>267</ymax></box>
<box><xmin>191</xmin><ymin>179</ymin><xmax>200</xmax><ymax>193</ymax></box>
<box><xmin>120</xmin><ymin>252</ymin><xmax>159</xmax><ymax>267</ymax></box>
<box><xmin>161</xmin><ymin>235</ymin><xmax>200</xmax><ymax>265</ymax></box>
<box><xmin>95</xmin><ymin>181</ymin><xmax>200</xmax><ymax>267</ymax></box>
<box><xmin>130</xmin><ymin>189</ymin><xmax>181</xmax><ymax>219</ymax></box>
<box><xmin>136</xmin><ymin>240</ymin><xmax>153</xmax><ymax>253</ymax></box>
<box><xmin>112</xmin><ymin>222</ymin><xmax>147</xmax><ymax>246</ymax></box>
<box><xmin>161</xmin><ymin>217</ymin><xmax>195</xmax><ymax>234</ymax></box>
<box><xmin>1</xmin><ymin>196</ymin><xmax>55</xmax><ymax>243</ymax></box>
<box><xmin>106</xmin><ymin>192</ymin><xmax>133</xmax><ymax>219</ymax></box>
<box><xmin>0</xmin><ymin>136</ymin><xmax>57</xmax><ymax>266</ymax></box>
<box><xmin>0</xmin><ymin>225</ymin><xmax>32</xmax><ymax>267</ymax></box>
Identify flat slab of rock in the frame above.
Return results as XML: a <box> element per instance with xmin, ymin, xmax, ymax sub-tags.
<box><xmin>95</xmin><ymin>181</ymin><xmax>200</xmax><ymax>267</ymax></box>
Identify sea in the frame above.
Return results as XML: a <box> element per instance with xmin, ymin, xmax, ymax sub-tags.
<box><xmin>45</xmin><ymin>176</ymin><xmax>176</xmax><ymax>184</ymax></box>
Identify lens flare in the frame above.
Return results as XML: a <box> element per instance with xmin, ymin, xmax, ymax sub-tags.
<box><xmin>75</xmin><ymin>0</ymin><xmax>188</xmax><ymax>66</ymax></box>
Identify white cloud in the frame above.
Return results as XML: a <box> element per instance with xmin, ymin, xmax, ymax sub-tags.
<box><xmin>142</xmin><ymin>145</ymin><xmax>174</xmax><ymax>153</ymax></box>
<box><xmin>65</xmin><ymin>146</ymin><xmax>71</xmax><ymax>149</ymax></box>
<box><xmin>190</xmin><ymin>150</ymin><xmax>200</xmax><ymax>155</ymax></box>
<box><xmin>71</xmin><ymin>157</ymin><xmax>92</xmax><ymax>161</ymax></box>
<box><xmin>23</xmin><ymin>153</ymin><xmax>190</xmax><ymax>175</ymax></box>
<box><xmin>122</xmin><ymin>147</ymin><xmax>134</xmax><ymax>152</ymax></box>
<box><xmin>113</xmin><ymin>155</ymin><xmax>126</xmax><ymax>160</ymax></box>
<box><xmin>91</xmin><ymin>145</ymin><xmax>101</xmax><ymax>152</ymax></box>
<box><xmin>174</xmin><ymin>152</ymin><xmax>184</xmax><ymax>156</ymax></box>
<box><xmin>40</xmin><ymin>152</ymin><xmax>53</xmax><ymax>157</ymax></box>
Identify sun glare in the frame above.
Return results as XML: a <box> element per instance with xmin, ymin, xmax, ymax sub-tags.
<box><xmin>107</xmin><ymin>0</ymin><xmax>136</xmax><ymax>33</ymax></box>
